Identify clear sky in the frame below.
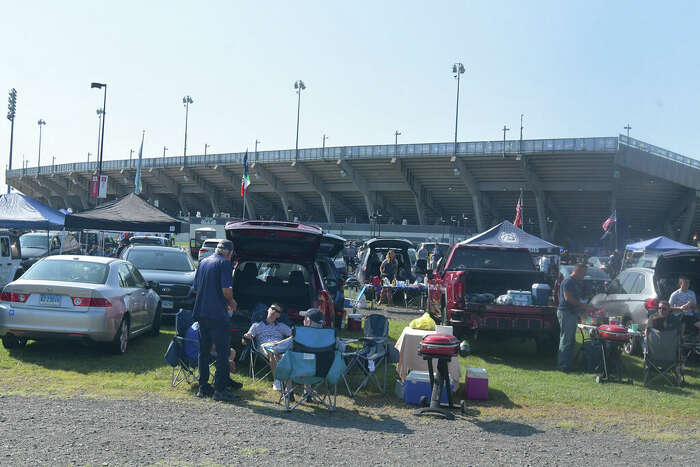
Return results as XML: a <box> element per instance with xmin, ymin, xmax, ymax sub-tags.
<box><xmin>1</xmin><ymin>0</ymin><xmax>699</xmax><ymax>191</ymax></box>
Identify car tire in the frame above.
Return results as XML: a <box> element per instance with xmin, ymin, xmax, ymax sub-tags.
<box><xmin>150</xmin><ymin>306</ymin><xmax>162</xmax><ymax>337</ymax></box>
<box><xmin>624</xmin><ymin>335</ymin><xmax>641</xmax><ymax>356</ymax></box>
<box><xmin>2</xmin><ymin>334</ymin><xmax>26</xmax><ymax>349</ymax></box>
<box><xmin>111</xmin><ymin>316</ymin><xmax>130</xmax><ymax>355</ymax></box>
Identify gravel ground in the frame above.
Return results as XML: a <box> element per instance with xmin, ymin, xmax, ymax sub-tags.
<box><xmin>1</xmin><ymin>394</ymin><xmax>696</xmax><ymax>466</ymax></box>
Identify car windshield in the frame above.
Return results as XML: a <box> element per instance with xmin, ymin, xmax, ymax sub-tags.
<box><xmin>20</xmin><ymin>235</ymin><xmax>48</xmax><ymax>249</ymax></box>
<box><xmin>447</xmin><ymin>248</ymin><xmax>535</xmax><ymax>271</ymax></box>
<box><xmin>126</xmin><ymin>249</ymin><xmax>194</xmax><ymax>272</ymax></box>
<box><xmin>22</xmin><ymin>260</ymin><xmax>110</xmax><ymax>284</ymax></box>
<box><xmin>131</xmin><ymin>237</ymin><xmax>163</xmax><ymax>245</ymax></box>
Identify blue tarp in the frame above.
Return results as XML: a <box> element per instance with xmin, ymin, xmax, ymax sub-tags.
<box><xmin>0</xmin><ymin>193</ymin><xmax>65</xmax><ymax>229</ymax></box>
<box><xmin>625</xmin><ymin>236</ymin><xmax>697</xmax><ymax>252</ymax></box>
<box><xmin>459</xmin><ymin>220</ymin><xmax>561</xmax><ymax>254</ymax></box>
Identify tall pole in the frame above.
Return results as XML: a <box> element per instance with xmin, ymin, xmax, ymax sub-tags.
<box><xmin>624</xmin><ymin>124</ymin><xmax>631</xmax><ymax>138</ymax></box>
<box><xmin>163</xmin><ymin>146</ymin><xmax>168</xmax><ymax>159</ymax></box>
<box><xmin>519</xmin><ymin>114</ymin><xmax>524</xmax><ymax>154</ymax></box>
<box><xmin>98</xmin><ymin>86</ymin><xmax>106</xmax><ymax>177</ymax></box>
<box><xmin>394</xmin><ymin>130</ymin><xmax>401</xmax><ymax>156</ymax></box>
<box><xmin>182</xmin><ymin>95</ymin><xmax>193</xmax><ymax>160</ymax></box>
<box><xmin>7</xmin><ymin>88</ymin><xmax>17</xmax><ymax>193</ymax></box>
<box><xmin>204</xmin><ymin>143</ymin><xmax>209</xmax><ymax>155</ymax></box>
<box><xmin>96</xmin><ymin>108</ymin><xmax>104</xmax><ymax>160</ymax></box>
<box><xmin>294</xmin><ymin>80</ymin><xmax>306</xmax><ymax>163</ymax></box>
<box><xmin>452</xmin><ymin>62</ymin><xmax>465</xmax><ymax>160</ymax></box>
<box><xmin>502</xmin><ymin>125</ymin><xmax>509</xmax><ymax>158</ymax></box>
<box><xmin>322</xmin><ymin>134</ymin><xmax>327</xmax><ymax>160</ymax></box>
<box><xmin>37</xmin><ymin>119</ymin><xmax>46</xmax><ymax>169</ymax></box>
<box><xmin>129</xmin><ymin>149</ymin><xmax>134</xmax><ymax>167</ymax></box>
<box><xmin>255</xmin><ymin>139</ymin><xmax>260</xmax><ymax>161</ymax></box>
<box><xmin>87</xmin><ymin>152</ymin><xmax>91</xmax><ymax>165</ymax></box>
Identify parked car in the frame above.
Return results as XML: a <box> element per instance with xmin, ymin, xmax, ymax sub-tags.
<box><xmin>0</xmin><ymin>230</ymin><xmax>24</xmax><ymax>288</ymax></box>
<box><xmin>316</xmin><ymin>233</ymin><xmax>347</xmax><ymax>328</ymax></box>
<box><xmin>0</xmin><ymin>255</ymin><xmax>161</xmax><ymax>353</ymax></box>
<box><xmin>225</xmin><ymin>220</ymin><xmax>335</xmax><ymax>327</ymax></box>
<box><xmin>121</xmin><ymin>246</ymin><xmax>195</xmax><ymax>317</ymax></box>
<box><xmin>591</xmin><ymin>249</ymin><xmax>700</xmax><ymax>354</ymax></box>
<box><xmin>197</xmin><ymin>238</ymin><xmax>226</xmax><ymax>262</ymax></box>
<box><xmin>587</xmin><ymin>256</ymin><xmax>610</xmax><ymax>270</ymax></box>
<box><xmin>20</xmin><ymin>231</ymin><xmax>81</xmax><ymax>261</ymax></box>
<box><xmin>189</xmin><ymin>227</ymin><xmax>217</xmax><ymax>258</ymax></box>
<box><xmin>554</xmin><ymin>264</ymin><xmax>611</xmax><ymax>303</ymax></box>
<box><xmin>129</xmin><ymin>236</ymin><xmax>172</xmax><ymax>247</ymax></box>
<box><xmin>357</xmin><ymin>238</ymin><xmax>416</xmax><ymax>284</ymax></box>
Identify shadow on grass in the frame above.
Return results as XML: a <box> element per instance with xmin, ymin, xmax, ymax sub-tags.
<box><xmin>7</xmin><ymin>332</ymin><xmax>174</xmax><ymax>375</ymax></box>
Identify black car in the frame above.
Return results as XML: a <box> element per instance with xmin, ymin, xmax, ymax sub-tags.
<box><xmin>121</xmin><ymin>246</ymin><xmax>196</xmax><ymax>317</ymax></box>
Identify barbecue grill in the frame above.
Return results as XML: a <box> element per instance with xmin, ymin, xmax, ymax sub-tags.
<box><xmin>595</xmin><ymin>324</ymin><xmax>633</xmax><ymax>384</ymax></box>
<box><xmin>414</xmin><ymin>334</ymin><xmax>462</xmax><ymax>419</ymax></box>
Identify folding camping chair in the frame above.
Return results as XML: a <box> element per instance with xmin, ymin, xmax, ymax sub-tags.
<box><xmin>274</xmin><ymin>326</ymin><xmax>347</xmax><ymax>412</ymax></box>
<box><xmin>643</xmin><ymin>328</ymin><xmax>683</xmax><ymax>386</ymax></box>
<box><xmin>164</xmin><ymin>309</ymin><xmax>206</xmax><ymax>387</ymax></box>
<box><xmin>342</xmin><ymin>313</ymin><xmax>390</xmax><ymax>396</ymax></box>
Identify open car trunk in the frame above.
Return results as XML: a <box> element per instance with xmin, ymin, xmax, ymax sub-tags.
<box><xmin>225</xmin><ymin>220</ymin><xmax>322</xmax><ymax>261</ymax></box>
<box><xmin>654</xmin><ymin>249</ymin><xmax>700</xmax><ymax>300</ymax></box>
<box><xmin>461</xmin><ymin>269</ymin><xmax>547</xmax><ymax>297</ymax></box>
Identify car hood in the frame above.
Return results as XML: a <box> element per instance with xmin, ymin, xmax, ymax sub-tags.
<box><xmin>138</xmin><ymin>269</ymin><xmax>196</xmax><ymax>284</ymax></box>
<box><xmin>226</xmin><ymin>220</ymin><xmax>322</xmax><ymax>260</ymax></box>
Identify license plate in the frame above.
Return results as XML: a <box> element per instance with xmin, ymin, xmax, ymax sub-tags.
<box><xmin>162</xmin><ymin>300</ymin><xmax>174</xmax><ymax>309</ymax></box>
<box><xmin>40</xmin><ymin>294</ymin><xmax>61</xmax><ymax>306</ymax></box>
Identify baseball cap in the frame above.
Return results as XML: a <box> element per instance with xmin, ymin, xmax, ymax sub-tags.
<box><xmin>216</xmin><ymin>240</ymin><xmax>233</xmax><ymax>252</ymax></box>
<box><xmin>300</xmin><ymin>308</ymin><xmax>323</xmax><ymax>324</ymax></box>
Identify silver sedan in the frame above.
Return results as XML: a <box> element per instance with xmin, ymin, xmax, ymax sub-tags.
<box><xmin>0</xmin><ymin>256</ymin><xmax>161</xmax><ymax>354</ymax></box>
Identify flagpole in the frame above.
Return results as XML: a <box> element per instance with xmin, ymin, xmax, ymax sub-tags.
<box><xmin>242</xmin><ymin>190</ymin><xmax>247</xmax><ymax>220</ymax></box>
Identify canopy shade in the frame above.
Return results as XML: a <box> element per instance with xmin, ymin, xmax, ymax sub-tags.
<box><xmin>625</xmin><ymin>236</ymin><xmax>697</xmax><ymax>252</ymax></box>
<box><xmin>0</xmin><ymin>193</ymin><xmax>65</xmax><ymax>229</ymax></box>
<box><xmin>459</xmin><ymin>220</ymin><xmax>561</xmax><ymax>254</ymax></box>
<box><xmin>64</xmin><ymin>193</ymin><xmax>185</xmax><ymax>233</ymax></box>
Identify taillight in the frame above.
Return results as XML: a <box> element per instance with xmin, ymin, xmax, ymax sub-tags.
<box><xmin>2</xmin><ymin>292</ymin><xmax>30</xmax><ymax>303</ymax></box>
<box><xmin>316</xmin><ymin>290</ymin><xmax>332</xmax><ymax>327</ymax></box>
<box><xmin>199</xmin><ymin>249</ymin><xmax>208</xmax><ymax>253</ymax></box>
<box><xmin>454</xmin><ymin>280</ymin><xmax>464</xmax><ymax>303</ymax></box>
<box><xmin>72</xmin><ymin>297</ymin><xmax>112</xmax><ymax>307</ymax></box>
<box><xmin>645</xmin><ymin>298</ymin><xmax>658</xmax><ymax>313</ymax></box>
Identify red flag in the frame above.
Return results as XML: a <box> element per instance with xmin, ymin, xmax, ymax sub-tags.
<box><xmin>514</xmin><ymin>192</ymin><xmax>523</xmax><ymax>228</ymax></box>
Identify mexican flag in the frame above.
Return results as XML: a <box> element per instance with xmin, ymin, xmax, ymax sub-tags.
<box><xmin>240</xmin><ymin>150</ymin><xmax>250</xmax><ymax>197</ymax></box>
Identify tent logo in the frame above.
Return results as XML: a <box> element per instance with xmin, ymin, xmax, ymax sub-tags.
<box><xmin>498</xmin><ymin>231</ymin><xmax>519</xmax><ymax>243</ymax></box>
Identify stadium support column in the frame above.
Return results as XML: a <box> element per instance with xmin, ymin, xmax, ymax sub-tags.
<box><xmin>452</xmin><ymin>158</ymin><xmax>485</xmax><ymax>232</ymax></box>
<box><xmin>679</xmin><ymin>192</ymin><xmax>698</xmax><ymax>242</ymax></box>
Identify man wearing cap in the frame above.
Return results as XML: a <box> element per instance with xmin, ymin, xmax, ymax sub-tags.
<box><xmin>300</xmin><ymin>308</ymin><xmax>346</xmax><ymax>351</ymax></box>
<box><xmin>244</xmin><ymin>303</ymin><xmax>292</xmax><ymax>391</ymax></box>
<box><xmin>193</xmin><ymin>239</ymin><xmax>240</xmax><ymax>402</ymax></box>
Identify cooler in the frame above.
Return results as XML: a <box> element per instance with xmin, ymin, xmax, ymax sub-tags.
<box><xmin>404</xmin><ymin>370</ymin><xmax>454</xmax><ymax>405</ymax></box>
<box><xmin>347</xmin><ymin>313</ymin><xmax>362</xmax><ymax>331</ymax></box>
<box><xmin>465</xmin><ymin>367</ymin><xmax>488</xmax><ymax>400</ymax></box>
<box><xmin>507</xmin><ymin>290</ymin><xmax>533</xmax><ymax>306</ymax></box>
<box><xmin>531</xmin><ymin>283</ymin><xmax>551</xmax><ymax>306</ymax></box>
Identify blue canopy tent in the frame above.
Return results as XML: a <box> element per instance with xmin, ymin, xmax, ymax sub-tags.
<box><xmin>625</xmin><ymin>236</ymin><xmax>697</xmax><ymax>252</ymax></box>
<box><xmin>0</xmin><ymin>193</ymin><xmax>65</xmax><ymax>229</ymax></box>
<box><xmin>459</xmin><ymin>220</ymin><xmax>561</xmax><ymax>254</ymax></box>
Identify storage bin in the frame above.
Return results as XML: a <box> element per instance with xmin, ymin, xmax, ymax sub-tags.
<box><xmin>465</xmin><ymin>367</ymin><xmax>488</xmax><ymax>400</ymax></box>
<box><xmin>404</xmin><ymin>370</ymin><xmax>454</xmax><ymax>405</ymax></box>
<box><xmin>531</xmin><ymin>283</ymin><xmax>551</xmax><ymax>306</ymax></box>
<box><xmin>507</xmin><ymin>290</ymin><xmax>533</xmax><ymax>306</ymax></box>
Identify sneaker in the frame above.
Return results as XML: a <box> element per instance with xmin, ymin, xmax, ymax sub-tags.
<box><xmin>197</xmin><ymin>384</ymin><xmax>214</xmax><ymax>398</ymax></box>
<box><xmin>213</xmin><ymin>390</ymin><xmax>240</xmax><ymax>402</ymax></box>
<box><xmin>273</xmin><ymin>379</ymin><xmax>283</xmax><ymax>391</ymax></box>
<box><xmin>228</xmin><ymin>378</ymin><xmax>243</xmax><ymax>390</ymax></box>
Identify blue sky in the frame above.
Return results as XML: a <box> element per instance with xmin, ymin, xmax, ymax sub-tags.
<box><xmin>1</xmin><ymin>1</ymin><xmax>699</xmax><ymax>190</ymax></box>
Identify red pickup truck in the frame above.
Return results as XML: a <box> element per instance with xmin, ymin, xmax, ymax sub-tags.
<box><xmin>427</xmin><ymin>244</ymin><xmax>559</xmax><ymax>354</ymax></box>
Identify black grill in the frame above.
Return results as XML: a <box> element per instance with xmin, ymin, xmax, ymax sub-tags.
<box><xmin>158</xmin><ymin>284</ymin><xmax>191</xmax><ymax>297</ymax></box>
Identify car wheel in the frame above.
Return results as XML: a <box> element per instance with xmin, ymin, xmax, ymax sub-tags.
<box><xmin>111</xmin><ymin>317</ymin><xmax>130</xmax><ymax>355</ymax></box>
<box><xmin>150</xmin><ymin>305</ymin><xmax>162</xmax><ymax>337</ymax></box>
<box><xmin>2</xmin><ymin>334</ymin><xmax>26</xmax><ymax>349</ymax></box>
<box><xmin>623</xmin><ymin>336</ymin><xmax>641</xmax><ymax>356</ymax></box>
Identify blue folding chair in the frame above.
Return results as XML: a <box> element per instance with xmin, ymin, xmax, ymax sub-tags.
<box><xmin>274</xmin><ymin>326</ymin><xmax>347</xmax><ymax>412</ymax></box>
<box><xmin>342</xmin><ymin>314</ymin><xmax>390</xmax><ymax>396</ymax></box>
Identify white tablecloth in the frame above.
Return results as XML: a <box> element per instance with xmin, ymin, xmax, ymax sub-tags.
<box><xmin>394</xmin><ymin>327</ymin><xmax>462</xmax><ymax>386</ymax></box>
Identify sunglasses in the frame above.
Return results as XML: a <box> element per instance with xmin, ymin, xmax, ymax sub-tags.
<box><xmin>270</xmin><ymin>307</ymin><xmax>282</xmax><ymax>313</ymax></box>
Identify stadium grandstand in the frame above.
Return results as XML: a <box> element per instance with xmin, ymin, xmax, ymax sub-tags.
<box><xmin>5</xmin><ymin>134</ymin><xmax>699</xmax><ymax>249</ymax></box>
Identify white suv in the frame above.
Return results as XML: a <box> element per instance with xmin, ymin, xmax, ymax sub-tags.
<box><xmin>197</xmin><ymin>238</ymin><xmax>226</xmax><ymax>262</ymax></box>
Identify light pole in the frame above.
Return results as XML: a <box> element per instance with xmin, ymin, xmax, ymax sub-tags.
<box><xmin>204</xmin><ymin>143</ymin><xmax>209</xmax><ymax>155</ymax></box>
<box><xmin>624</xmin><ymin>124</ymin><xmax>632</xmax><ymax>138</ymax></box>
<box><xmin>96</xmin><ymin>107</ymin><xmax>104</xmax><ymax>158</ymax></box>
<box><xmin>452</xmin><ymin>62</ymin><xmax>465</xmax><ymax>159</ymax></box>
<box><xmin>129</xmin><ymin>149</ymin><xmax>134</xmax><ymax>167</ymax></box>
<box><xmin>7</xmin><ymin>88</ymin><xmax>17</xmax><ymax>193</ymax></box>
<box><xmin>519</xmin><ymin>114</ymin><xmax>524</xmax><ymax>154</ymax></box>
<box><xmin>502</xmin><ymin>125</ymin><xmax>509</xmax><ymax>158</ymax></box>
<box><xmin>322</xmin><ymin>134</ymin><xmax>328</xmax><ymax>160</ymax></box>
<box><xmin>394</xmin><ymin>130</ymin><xmax>401</xmax><ymax>155</ymax></box>
<box><xmin>163</xmin><ymin>146</ymin><xmax>168</xmax><ymax>159</ymax></box>
<box><xmin>87</xmin><ymin>152</ymin><xmax>91</xmax><ymax>165</ymax></box>
<box><xmin>293</xmin><ymin>80</ymin><xmax>306</xmax><ymax>163</ymax></box>
<box><xmin>52</xmin><ymin>155</ymin><xmax>55</xmax><ymax>172</ymax></box>
<box><xmin>182</xmin><ymin>95</ymin><xmax>193</xmax><ymax>160</ymax></box>
<box><xmin>255</xmin><ymin>139</ymin><xmax>260</xmax><ymax>161</ymax></box>
<box><xmin>91</xmin><ymin>82</ymin><xmax>107</xmax><ymax>178</ymax></box>
<box><xmin>37</xmin><ymin>119</ymin><xmax>46</xmax><ymax>169</ymax></box>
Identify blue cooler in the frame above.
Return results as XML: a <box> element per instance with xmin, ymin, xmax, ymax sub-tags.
<box><xmin>404</xmin><ymin>370</ymin><xmax>454</xmax><ymax>405</ymax></box>
<box><xmin>531</xmin><ymin>283</ymin><xmax>551</xmax><ymax>306</ymax></box>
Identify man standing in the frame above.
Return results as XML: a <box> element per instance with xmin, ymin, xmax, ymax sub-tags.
<box><xmin>557</xmin><ymin>263</ymin><xmax>595</xmax><ymax>372</ymax></box>
<box><xmin>193</xmin><ymin>240</ymin><xmax>240</xmax><ymax>402</ymax></box>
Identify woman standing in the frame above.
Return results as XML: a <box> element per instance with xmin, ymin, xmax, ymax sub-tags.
<box><xmin>379</xmin><ymin>249</ymin><xmax>398</xmax><ymax>305</ymax></box>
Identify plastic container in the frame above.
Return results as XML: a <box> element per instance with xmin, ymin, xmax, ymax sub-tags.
<box><xmin>347</xmin><ymin>313</ymin><xmax>362</xmax><ymax>331</ymax></box>
<box><xmin>404</xmin><ymin>370</ymin><xmax>454</xmax><ymax>405</ymax></box>
<box><xmin>531</xmin><ymin>283</ymin><xmax>551</xmax><ymax>306</ymax></box>
<box><xmin>465</xmin><ymin>367</ymin><xmax>488</xmax><ymax>400</ymax></box>
<box><xmin>507</xmin><ymin>290</ymin><xmax>533</xmax><ymax>306</ymax></box>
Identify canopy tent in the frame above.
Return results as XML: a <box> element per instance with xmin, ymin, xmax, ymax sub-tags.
<box><xmin>0</xmin><ymin>193</ymin><xmax>65</xmax><ymax>229</ymax></box>
<box><xmin>64</xmin><ymin>193</ymin><xmax>185</xmax><ymax>233</ymax></box>
<box><xmin>625</xmin><ymin>236</ymin><xmax>697</xmax><ymax>252</ymax></box>
<box><xmin>459</xmin><ymin>220</ymin><xmax>561</xmax><ymax>254</ymax></box>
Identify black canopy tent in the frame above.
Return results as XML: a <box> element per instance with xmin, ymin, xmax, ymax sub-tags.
<box><xmin>64</xmin><ymin>193</ymin><xmax>185</xmax><ymax>233</ymax></box>
<box><xmin>460</xmin><ymin>220</ymin><xmax>562</xmax><ymax>254</ymax></box>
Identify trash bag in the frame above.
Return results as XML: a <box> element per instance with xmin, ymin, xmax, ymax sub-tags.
<box><xmin>409</xmin><ymin>312</ymin><xmax>436</xmax><ymax>331</ymax></box>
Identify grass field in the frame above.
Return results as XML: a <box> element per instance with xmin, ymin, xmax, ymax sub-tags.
<box><xmin>1</xmin><ymin>320</ymin><xmax>698</xmax><ymax>440</ymax></box>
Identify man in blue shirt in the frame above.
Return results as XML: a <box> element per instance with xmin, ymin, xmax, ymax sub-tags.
<box><xmin>193</xmin><ymin>240</ymin><xmax>239</xmax><ymax>402</ymax></box>
<box><xmin>557</xmin><ymin>263</ymin><xmax>595</xmax><ymax>372</ymax></box>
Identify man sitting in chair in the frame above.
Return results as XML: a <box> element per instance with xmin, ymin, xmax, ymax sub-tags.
<box><xmin>669</xmin><ymin>276</ymin><xmax>699</xmax><ymax>336</ymax></box>
<box><xmin>243</xmin><ymin>303</ymin><xmax>292</xmax><ymax>391</ymax></box>
<box><xmin>647</xmin><ymin>301</ymin><xmax>682</xmax><ymax>333</ymax></box>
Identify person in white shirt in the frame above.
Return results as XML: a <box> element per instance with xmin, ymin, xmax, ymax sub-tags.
<box><xmin>669</xmin><ymin>275</ymin><xmax>699</xmax><ymax>334</ymax></box>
